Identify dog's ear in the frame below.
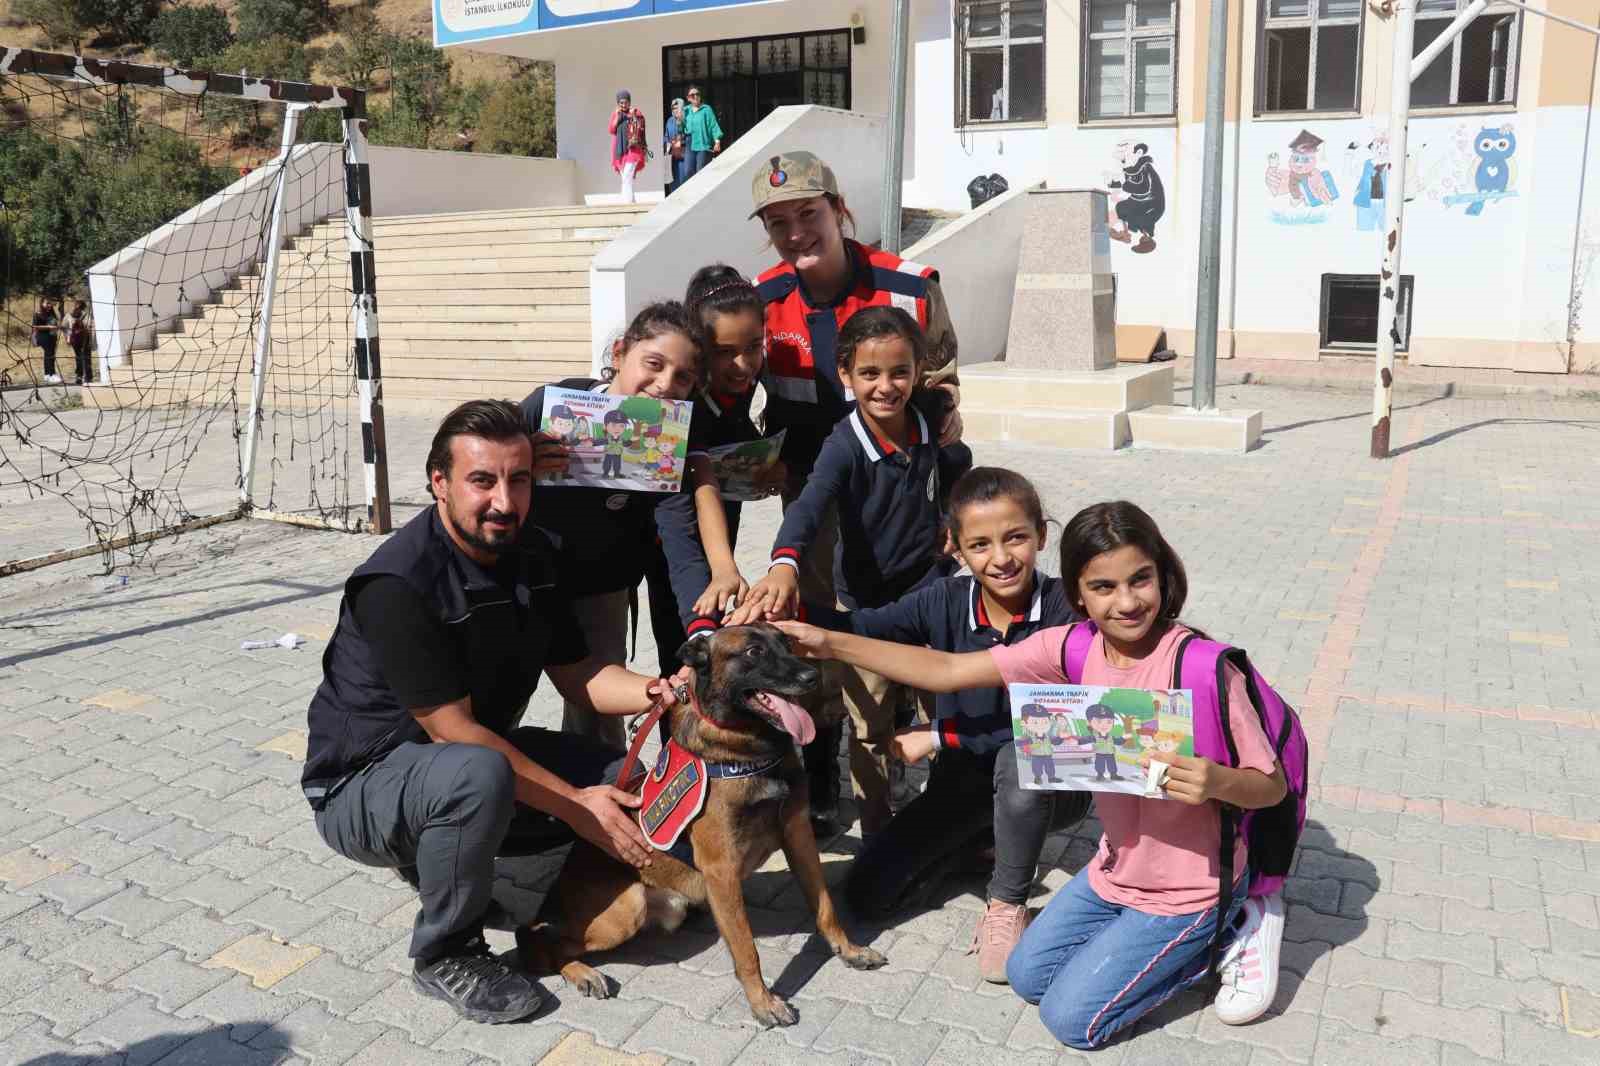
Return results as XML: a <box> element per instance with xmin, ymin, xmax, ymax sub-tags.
<box><xmin>675</xmin><ymin>634</ymin><xmax>712</xmax><ymax>674</ymax></box>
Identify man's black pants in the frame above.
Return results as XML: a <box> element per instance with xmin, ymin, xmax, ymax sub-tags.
<box><xmin>313</xmin><ymin>728</ymin><xmax>623</xmax><ymax>963</ymax></box>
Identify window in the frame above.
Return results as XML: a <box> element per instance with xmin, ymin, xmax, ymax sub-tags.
<box><xmin>1083</xmin><ymin>0</ymin><xmax>1177</xmax><ymax>120</ymax></box>
<box><xmin>1320</xmin><ymin>274</ymin><xmax>1414</xmax><ymax>351</ymax></box>
<box><xmin>1411</xmin><ymin>0</ymin><xmax>1519</xmax><ymax>107</ymax></box>
<box><xmin>1257</xmin><ymin>0</ymin><xmax>1363</xmax><ymax>113</ymax></box>
<box><xmin>956</xmin><ymin>0</ymin><xmax>1045</xmax><ymax>125</ymax></box>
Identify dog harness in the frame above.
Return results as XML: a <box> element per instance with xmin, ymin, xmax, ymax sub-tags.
<box><xmin>617</xmin><ymin>687</ymin><xmax>785</xmax><ymax>867</ymax></box>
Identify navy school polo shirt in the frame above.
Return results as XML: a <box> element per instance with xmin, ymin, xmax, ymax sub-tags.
<box><xmin>771</xmin><ymin>398</ymin><xmax>972</xmax><ymax>610</ymax></box>
<box><xmin>808</xmin><ymin>572</ymin><xmax>1077</xmax><ymax>755</ymax></box>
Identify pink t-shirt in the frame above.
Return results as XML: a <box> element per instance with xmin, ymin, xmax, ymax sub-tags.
<box><xmin>991</xmin><ymin>623</ymin><xmax>1278</xmax><ymax>915</ymax></box>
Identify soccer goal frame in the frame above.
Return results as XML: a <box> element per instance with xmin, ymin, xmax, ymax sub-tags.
<box><xmin>0</xmin><ymin>48</ymin><xmax>391</xmax><ymax>577</ymax></box>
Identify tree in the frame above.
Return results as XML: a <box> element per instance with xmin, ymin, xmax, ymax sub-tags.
<box><xmin>76</xmin><ymin>0</ymin><xmax>163</xmax><ymax>43</ymax></box>
<box><xmin>618</xmin><ymin>395</ymin><xmax>664</xmax><ymax>426</ymax></box>
<box><xmin>476</xmin><ymin>71</ymin><xmax>555</xmax><ymax>157</ymax></box>
<box><xmin>321</xmin><ymin>10</ymin><xmax>387</xmax><ymax>90</ymax></box>
<box><xmin>13</xmin><ymin>0</ymin><xmax>92</xmax><ymax>51</ymax></box>
<box><xmin>150</xmin><ymin>4</ymin><xmax>234</xmax><ymax>67</ymax></box>
<box><xmin>234</xmin><ymin>0</ymin><xmax>317</xmax><ymax>45</ymax></box>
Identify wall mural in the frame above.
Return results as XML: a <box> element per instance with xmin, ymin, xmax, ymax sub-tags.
<box><xmin>1346</xmin><ymin>132</ymin><xmax>1390</xmax><ymax>232</ymax></box>
<box><xmin>1105</xmin><ymin>141</ymin><xmax>1166</xmax><ymax>254</ymax></box>
<box><xmin>1265</xmin><ymin>129</ymin><xmax>1341</xmax><ymax>224</ymax></box>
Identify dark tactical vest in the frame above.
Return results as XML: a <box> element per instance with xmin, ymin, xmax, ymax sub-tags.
<box><xmin>302</xmin><ymin>507</ymin><xmax>564</xmax><ymax>809</ymax></box>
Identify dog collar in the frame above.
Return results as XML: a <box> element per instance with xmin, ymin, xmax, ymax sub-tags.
<box><xmin>703</xmin><ymin>755</ymin><xmax>784</xmax><ymax>778</ymax></box>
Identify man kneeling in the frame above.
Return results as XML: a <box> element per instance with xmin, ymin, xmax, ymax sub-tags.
<box><xmin>302</xmin><ymin>399</ymin><xmax>676</xmax><ymax>1024</ymax></box>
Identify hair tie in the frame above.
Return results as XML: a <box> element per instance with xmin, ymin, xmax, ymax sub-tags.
<box><xmin>700</xmin><ymin>280</ymin><xmax>752</xmax><ymax>300</ymax></box>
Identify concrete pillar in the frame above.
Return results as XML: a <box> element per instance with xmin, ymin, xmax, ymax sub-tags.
<box><xmin>1003</xmin><ymin>189</ymin><xmax>1116</xmax><ymax>371</ymax></box>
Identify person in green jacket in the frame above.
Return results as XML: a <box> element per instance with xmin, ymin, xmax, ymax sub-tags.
<box><xmin>682</xmin><ymin>84</ymin><xmax>723</xmax><ymax>183</ymax></box>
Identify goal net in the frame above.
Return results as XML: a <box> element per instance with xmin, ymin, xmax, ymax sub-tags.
<box><xmin>0</xmin><ymin>49</ymin><xmax>390</xmax><ymax>576</ymax></box>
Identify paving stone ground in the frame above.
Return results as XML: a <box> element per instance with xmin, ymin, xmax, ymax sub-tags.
<box><xmin>1</xmin><ymin>380</ymin><xmax>1598</xmax><ymax>1065</ymax></box>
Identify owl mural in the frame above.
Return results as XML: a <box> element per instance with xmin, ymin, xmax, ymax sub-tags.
<box><xmin>1466</xmin><ymin>126</ymin><xmax>1516</xmax><ymax>216</ymax></box>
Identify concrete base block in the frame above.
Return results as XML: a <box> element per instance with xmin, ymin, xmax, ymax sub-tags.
<box><xmin>961</xmin><ymin>361</ymin><xmax>1175</xmax><ymax>413</ymax></box>
<box><xmin>583</xmin><ymin>191</ymin><xmax>665</xmax><ymax>206</ymax></box>
<box><xmin>1127</xmin><ymin>405</ymin><xmax>1263</xmax><ymax>453</ymax></box>
<box><xmin>964</xmin><ymin>407</ymin><xmax>1130</xmax><ymax>449</ymax></box>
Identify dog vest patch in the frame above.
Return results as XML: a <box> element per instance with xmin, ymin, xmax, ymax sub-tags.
<box><xmin>639</xmin><ymin>742</ymin><xmax>708</xmax><ymax>853</ymax></box>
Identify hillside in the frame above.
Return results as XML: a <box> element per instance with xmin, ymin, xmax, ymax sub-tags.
<box><xmin>1</xmin><ymin>0</ymin><xmax>541</xmax><ymax>151</ymax></box>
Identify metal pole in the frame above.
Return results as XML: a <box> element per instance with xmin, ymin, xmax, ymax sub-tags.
<box><xmin>880</xmin><ymin>0</ymin><xmax>911</xmax><ymax>253</ymax></box>
<box><xmin>240</xmin><ymin>103</ymin><xmax>306</xmax><ymax>508</ymax></box>
<box><xmin>343</xmin><ymin>97</ymin><xmax>393</xmax><ymax>534</ymax></box>
<box><xmin>1372</xmin><ymin>0</ymin><xmax>1415</xmax><ymax>458</ymax></box>
<box><xmin>1191</xmin><ymin>0</ymin><xmax>1230</xmax><ymax>411</ymax></box>
<box><xmin>1410</xmin><ymin>0</ymin><xmax>1488</xmax><ymax>79</ymax></box>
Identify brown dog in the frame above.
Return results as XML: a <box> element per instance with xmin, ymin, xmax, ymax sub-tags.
<box><xmin>517</xmin><ymin>624</ymin><xmax>886</xmax><ymax>1026</ymax></box>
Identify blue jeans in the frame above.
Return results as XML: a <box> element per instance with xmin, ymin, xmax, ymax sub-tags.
<box><xmin>685</xmin><ymin>149</ymin><xmax>713</xmax><ymax>180</ymax></box>
<box><xmin>1007</xmin><ymin>866</ymin><xmax>1248</xmax><ymax>1049</ymax></box>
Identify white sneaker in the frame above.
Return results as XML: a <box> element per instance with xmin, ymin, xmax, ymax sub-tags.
<box><xmin>1213</xmin><ymin>891</ymin><xmax>1283</xmax><ymax>1024</ymax></box>
<box><xmin>44</xmin><ymin>374</ymin><xmax>61</xmax><ymax>384</ymax></box>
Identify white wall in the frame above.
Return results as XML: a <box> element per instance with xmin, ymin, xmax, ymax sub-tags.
<box><xmin>589</xmin><ymin>104</ymin><xmax>886</xmax><ymax>369</ymax></box>
<box><xmin>366</xmin><ymin>148</ymin><xmax>580</xmax><ymax>216</ymax></box>
<box><xmin>465</xmin><ymin>0</ymin><xmax>896</xmax><ymax>198</ymax></box>
<box><xmin>86</xmin><ymin>143</ymin><xmax>344</xmax><ymax>371</ymax></box>
<box><xmin>902</xmin><ymin>182</ymin><xmax>1031</xmax><ymax>365</ymax></box>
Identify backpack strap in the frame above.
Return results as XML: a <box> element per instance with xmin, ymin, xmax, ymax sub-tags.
<box><xmin>1059</xmin><ymin>620</ymin><xmax>1097</xmax><ymax>684</ymax></box>
<box><xmin>1174</xmin><ymin>634</ymin><xmax>1245</xmax><ymax>977</ymax></box>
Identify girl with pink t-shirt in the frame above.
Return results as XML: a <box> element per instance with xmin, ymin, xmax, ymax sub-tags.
<box><xmin>778</xmin><ymin>501</ymin><xmax>1288</xmax><ymax>1049</ymax></box>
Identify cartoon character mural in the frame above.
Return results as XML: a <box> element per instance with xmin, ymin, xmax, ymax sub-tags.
<box><xmin>1444</xmin><ymin>125</ymin><xmax>1517</xmax><ymax>216</ymax></box>
<box><xmin>1266</xmin><ymin>129</ymin><xmax>1340</xmax><ymax>224</ymax></box>
<box><xmin>1349</xmin><ymin>132</ymin><xmax>1391</xmax><ymax>232</ymax></box>
<box><xmin>1106</xmin><ymin>141</ymin><xmax>1166</xmax><ymax>254</ymax></box>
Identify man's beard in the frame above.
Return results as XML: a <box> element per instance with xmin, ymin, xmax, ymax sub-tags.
<box><xmin>447</xmin><ymin>498</ymin><xmax>520</xmax><ymax>555</ymax></box>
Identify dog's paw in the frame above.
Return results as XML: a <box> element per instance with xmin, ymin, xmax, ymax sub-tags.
<box><xmin>751</xmin><ymin>990</ymin><xmax>798</xmax><ymax>1027</ymax></box>
<box><xmin>560</xmin><ymin>961</ymin><xmax>613</xmax><ymax>999</ymax></box>
<box><xmin>837</xmin><ymin>943</ymin><xmax>887</xmax><ymax>970</ymax></box>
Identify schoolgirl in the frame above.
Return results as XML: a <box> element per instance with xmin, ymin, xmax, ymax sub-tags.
<box><xmin>805</xmin><ymin>467</ymin><xmax>1091</xmax><ymax>982</ymax></box>
<box><xmin>520</xmin><ymin>301</ymin><xmax>703</xmax><ymax>748</ymax></box>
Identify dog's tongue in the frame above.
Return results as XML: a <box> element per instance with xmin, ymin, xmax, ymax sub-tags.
<box><xmin>758</xmin><ymin>691</ymin><xmax>815</xmax><ymax>746</ymax></box>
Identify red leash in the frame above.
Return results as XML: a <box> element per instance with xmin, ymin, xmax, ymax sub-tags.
<box><xmin>616</xmin><ymin>676</ymin><xmax>761</xmax><ymax>793</ymax></box>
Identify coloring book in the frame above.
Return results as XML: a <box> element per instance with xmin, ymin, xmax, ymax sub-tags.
<box><xmin>539</xmin><ymin>387</ymin><xmax>693</xmax><ymax>493</ymax></box>
<box><xmin>1010</xmin><ymin>684</ymin><xmax>1194</xmax><ymax>798</ymax></box>
<box><xmin>703</xmin><ymin>431</ymin><xmax>786</xmax><ymax>502</ymax></box>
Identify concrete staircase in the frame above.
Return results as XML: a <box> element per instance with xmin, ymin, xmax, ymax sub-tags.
<box><xmin>86</xmin><ymin>202</ymin><xmax>652</xmax><ymax>414</ymax></box>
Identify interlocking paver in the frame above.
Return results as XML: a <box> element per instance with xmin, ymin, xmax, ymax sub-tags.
<box><xmin>76</xmin><ymin>998</ymin><xmax>210</xmax><ymax>1065</ymax></box>
<box><xmin>50</xmin><ymin>923</ymin><xmax>166</xmax><ymax>984</ymax></box>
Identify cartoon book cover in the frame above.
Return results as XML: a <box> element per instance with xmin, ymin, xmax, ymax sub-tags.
<box><xmin>1009</xmin><ymin>684</ymin><xmax>1194</xmax><ymax>798</ymax></box>
<box><xmin>703</xmin><ymin>431</ymin><xmax>786</xmax><ymax>502</ymax></box>
<box><xmin>539</xmin><ymin>386</ymin><xmax>693</xmax><ymax>493</ymax></box>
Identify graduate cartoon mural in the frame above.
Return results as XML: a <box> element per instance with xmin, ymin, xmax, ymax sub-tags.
<box><xmin>1106</xmin><ymin>141</ymin><xmax>1166</xmax><ymax>254</ymax></box>
<box><xmin>1348</xmin><ymin>132</ymin><xmax>1391</xmax><ymax>232</ymax></box>
<box><xmin>1266</xmin><ymin>129</ymin><xmax>1340</xmax><ymax>224</ymax></box>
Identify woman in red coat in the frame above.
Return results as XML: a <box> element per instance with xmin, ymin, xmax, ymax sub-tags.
<box><xmin>609</xmin><ymin>89</ymin><xmax>647</xmax><ymax>204</ymax></box>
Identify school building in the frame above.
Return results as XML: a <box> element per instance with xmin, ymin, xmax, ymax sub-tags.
<box><xmin>433</xmin><ymin>0</ymin><xmax>1600</xmax><ymax>376</ymax></box>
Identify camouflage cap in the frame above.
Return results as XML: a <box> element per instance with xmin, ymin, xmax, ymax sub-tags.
<box><xmin>749</xmin><ymin>151</ymin><xmax>839</xmax><ymax>219</ymax></box>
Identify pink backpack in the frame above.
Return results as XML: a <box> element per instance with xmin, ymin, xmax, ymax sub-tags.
<box><xmin>1062</xmin><ymin>621</ymin><xmax>1309</xmax><ymax>971</ymax></box>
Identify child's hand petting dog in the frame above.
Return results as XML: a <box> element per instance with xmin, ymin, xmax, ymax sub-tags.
<box><xmin>771</xmin><ymin>620</ymin><xmax>830</xmax><ymax>659</ymax></box>
<box><xmin>726</xmin><ymin>567</ymin><xmax>799</xmax><ymax>625</ymax></box>
<box><xmin>694</xmin><ymin>568</ymin><xmax>748</xmax><ymax>618</ymax></box>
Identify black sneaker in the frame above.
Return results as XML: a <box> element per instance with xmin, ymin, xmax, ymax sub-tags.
<box><xmin>412</xmin><ymin>937</ymin><xmax>550</xmax><ymax>1023</ymax></box>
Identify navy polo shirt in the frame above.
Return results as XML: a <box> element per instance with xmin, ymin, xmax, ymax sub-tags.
<box><xmin>809</xmin><ymin>572</ymin><xmax>1077</xmax><ymax>755</ymax></box>
<box><xmin>771</xmin><ymin>398</ymin><xmax>971</xmax><ymax>610</ymax></box>
<box><xmin>655</xmin><ymin>385</ymin><xmax>761</xmax><ymax>635</ymax></box>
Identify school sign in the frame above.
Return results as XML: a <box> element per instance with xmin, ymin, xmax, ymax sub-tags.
<box><xmin>434</xmin><ymin>0</ymin><xmax>781</xmax><ymax>47</ymax></box>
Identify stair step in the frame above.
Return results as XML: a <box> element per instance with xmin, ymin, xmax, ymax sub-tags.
<box><xmin>306</xmin><ymin>227</ymin><xmax>624</xmax><ymax>249</ymax></box>
<box><xmin>290</xmin><ymin>240</ymin><xmax>610</xmax><ymax>261</ymax></box>
<box><xmin>960</xmin><ymin>361</ymin><xmax>1175</xmax><ymax>413</ymax></box>
<box><xmin>963</xmin><ymin>407</ymin><xmax>1131</xmax><ymax>450</ymax></box>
